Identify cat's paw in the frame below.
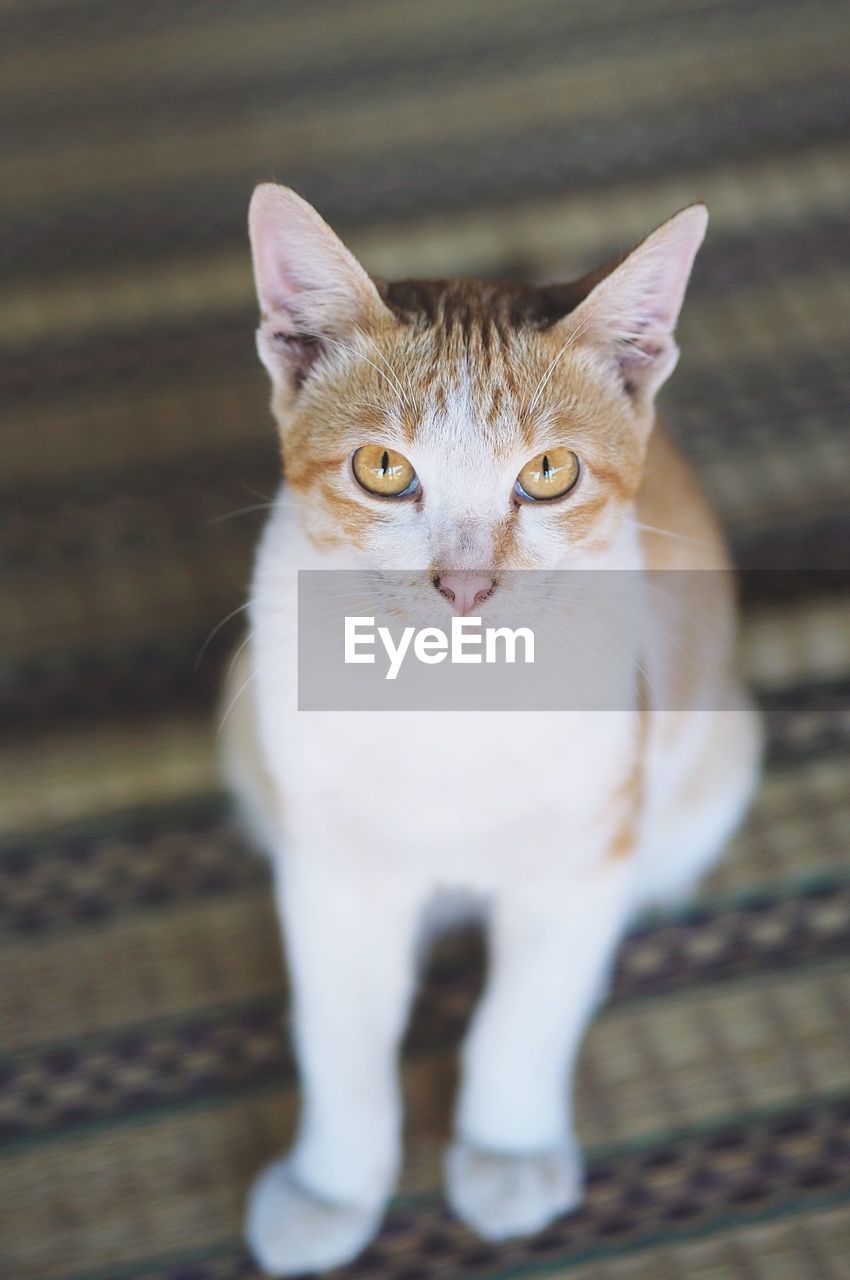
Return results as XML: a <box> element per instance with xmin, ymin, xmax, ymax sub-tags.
<box><xmin>445</xmin><ymin>1139</ymin><xmax>583</xmax><ymax>1241</ymax></box>
<box><xmin>245</xmin><ymin>1157</ymin><xmax>384</xmax><ymax>1276</ymax></box>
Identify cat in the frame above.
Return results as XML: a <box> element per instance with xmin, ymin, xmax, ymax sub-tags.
<box><xmin>220</xmin><ymin>184</ymin><xmax>761</xmax><ymax>1275</ymax></box>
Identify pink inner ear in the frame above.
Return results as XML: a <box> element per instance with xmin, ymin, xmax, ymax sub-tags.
<box><xmin>582</xmin><ymin>208</ymin><xmax>707</xmax><ymax>371</ymax></box>
<box><xmin>250</xmin><ymin>191</ymin><xmax>323</xmax><ymax>320</ymax></box>
<box><xmin>253</xmin><ymin>231</ymin><xmax>300</xmax><ymax>318</ymax></box>
<box><xmin>618</xmin><ymin>330</ymin><xmax>665</xmax><ymax>363</ymax></box>
<box><xmin>613</xmin><ymin>268</ymin><xmax>684</xmax><ymax>348</ymax></box>
<box><xmin>616</xmin><ymin>336</ymin><xmax>665</xmax><ymax>397</ymax></box>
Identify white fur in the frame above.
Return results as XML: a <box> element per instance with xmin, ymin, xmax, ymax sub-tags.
<box><xmin>225</xmin><ymin>193</ymin><xmax>759</xmax><ymax>1274</ymax></box>
<box><xmin>224</xmin><ymin>481</ymin><xmax>759</xmax><ymax>1275</ymax></box>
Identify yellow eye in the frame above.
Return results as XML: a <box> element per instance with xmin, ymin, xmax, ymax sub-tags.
<box><xmin>352</xmin><ymin>445</ymin><xmax>418</xmax><ymax>497</ymax></box>
<box><xmin>515</xmin><ymin>448</ymin><xmax>579</xmax><ymax>502</ymax></box>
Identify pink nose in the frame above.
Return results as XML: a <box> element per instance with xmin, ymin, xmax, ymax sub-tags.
<box><xmin>435</xmin><ymin>573</ymin><xmax>496</xmax><ymax>615</ymax></box>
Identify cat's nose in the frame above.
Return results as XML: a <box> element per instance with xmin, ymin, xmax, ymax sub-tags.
<box><xmin>434</xmin><ymin>573</ymin><xmax>496</xmax><ymax>615</ymax></box>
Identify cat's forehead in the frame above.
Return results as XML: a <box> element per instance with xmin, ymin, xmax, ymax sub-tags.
<box><xmin>367</xmin><ymin>277</ymin><xmax>596</xmax><ymax>448</ymax></box>
<box><xmin>377</xmin><ymin>275</ymin><xmax>599</xmax><ymax>338</ymax></box>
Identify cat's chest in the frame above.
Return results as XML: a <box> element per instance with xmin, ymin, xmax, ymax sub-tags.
<box><xmin>251</xmin><ymin>518</ymin><xmax>640</xmax><ymax>879</ymax></box>
<box><xmin>269</xmin><ymin>706</ymin><xmax>637</xmax><ymax>881</ymax></box>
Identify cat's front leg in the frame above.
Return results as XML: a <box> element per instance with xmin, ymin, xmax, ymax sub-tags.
<box><xmin>245</xmin><ymin>852</ymin><xmax>424</xmax><ymax>1276</ymax></box>
<box><xmin>447</xmin><ymin>858</ymin><xmax>633</xmax><ymax>1241</ymax></box>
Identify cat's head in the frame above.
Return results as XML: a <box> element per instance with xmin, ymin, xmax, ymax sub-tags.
<box><xmin>248</xmin><ymin>185</ymin><xmax>706</xmax><ymax>607</ymax></box>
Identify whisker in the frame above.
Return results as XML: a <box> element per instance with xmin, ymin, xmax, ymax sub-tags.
<box><xmin>241</xmin><ymin>481</ymin><xmax>279</xmax><ymax>504</ymax></box>
<box><xmin>297</xmin><ymin>327</ymin><xmax>408</xmax><ymax>413</ymax></box>
<box><xmin>206</xmin><ymin>503</ymin><xmax>277</xmax><ymax>526</ymax></box>
<box><xmin>632</xmin><ymin>519</ymin><xmax>712</xmax><ymax>548</ymax></box>
<box><xmin>195</xmin><ymin>599</ymin><xmax>255</xmax><ymax>671</ymax></box>
<box><xmin>523</xmin><ymin>287</ymin><xmax>609</xmax><ymax>422</ymax></box>
<box><xmin>217</xmin><ymin>665</ymin><xmax>259</xmax><ymax>737</ymax></box>
<box><xmin>226</xmin><ymin>628</ymin><xmax>255</xmax><ymax>681</ymax></box>
<box><xmin>352</xmin><ymin>323</ymin><xmax>415</xmax><ymax>414</ymax></box>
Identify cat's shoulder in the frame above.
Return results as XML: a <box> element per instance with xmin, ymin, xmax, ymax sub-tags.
<box><xmin>637</xmin><ymin>423</ymin><xmax>730</xmax><ymax>572</ymax></box>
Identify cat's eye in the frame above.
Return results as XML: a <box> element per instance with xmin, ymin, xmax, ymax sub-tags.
<box><xmin>515</xmin><ymin>448</ymin><xmax>580</xmax><ymax>502</ymax></box>
<box><xmin>352</xmin><ymin>445</ymin><xmax>418</xmax><ymax>498</ymax></box>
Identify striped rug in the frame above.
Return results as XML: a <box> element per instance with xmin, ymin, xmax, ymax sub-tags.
<box><xmin>1</xmin><ymin>1</ymin><xmax>849</xmax><ymax>1277</ymax></box>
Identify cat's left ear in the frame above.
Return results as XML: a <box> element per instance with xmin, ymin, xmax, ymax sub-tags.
<box><xmin>566</xmin><ymin>204</ymin><xmax>708</xmax><ymax>404</ymax></box>
<box><xmin>248</xmin><ymin>183</ymin><xmax>391</xmax><ymax>391</ymax></box>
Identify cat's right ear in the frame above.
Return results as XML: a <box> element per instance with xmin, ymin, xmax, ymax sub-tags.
<box><xmin>248</xmin><ymin>184</ymin><xmax>389</xmax><ymax>391</ymax></box>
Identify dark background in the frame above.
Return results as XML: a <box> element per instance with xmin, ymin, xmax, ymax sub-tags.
<box><xmin>1</xmin><ymin>2</ymin><xmax>849</xmax><ymax>1278</ymax></box>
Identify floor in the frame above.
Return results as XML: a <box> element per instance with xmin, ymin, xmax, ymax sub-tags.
<box><xmin>1</xmin><ymin>1</ymin><xmax>849</xmax><ymax>1276</ymax></box>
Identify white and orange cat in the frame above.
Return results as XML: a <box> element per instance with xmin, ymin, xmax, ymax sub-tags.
<box><xmin>221</xmin><ymin>185</ymin><xmax>761</xmax><ymax>1275</ymax></box>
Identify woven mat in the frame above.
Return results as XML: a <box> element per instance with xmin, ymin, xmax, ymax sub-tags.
<box><xmin>1</xmin><ymin>1</ymin><xmax>849</xmax><ymax>1277</ymax></box>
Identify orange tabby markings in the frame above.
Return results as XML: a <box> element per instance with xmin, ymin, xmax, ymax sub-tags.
<box><xmin>221</xmin><ymin>185</ymin><xmax>760</xmax><ymax>1275</ymax></box>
